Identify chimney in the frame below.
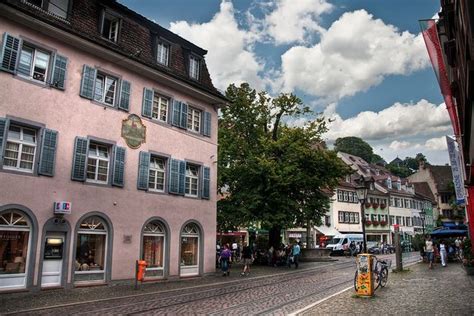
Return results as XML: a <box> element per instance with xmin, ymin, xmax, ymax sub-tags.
<box><xmin>418</xmin><ymin>160</ymin><xmax>425</xmax><ymax>171</ymax></box>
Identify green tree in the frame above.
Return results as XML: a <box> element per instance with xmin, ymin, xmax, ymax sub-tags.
<box><xmin>333</xmin><ymin>137</ymin><xmax>375</xmax><ymax>163</ymax></box>
<box><xmin>218</xmin><ymin>83</ymin><xmax>350</xmax><ymax>248</ymax></box>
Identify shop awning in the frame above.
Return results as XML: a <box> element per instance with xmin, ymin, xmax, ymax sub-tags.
<box><xmin>217</xmin><ymin>232</ymin><xmax>247</xmax><ymax>236</ymax></box>
<box><xmin>315</xmin><ymin>225</ymin><xmax>340</xmax><ymax>236</ymax></box>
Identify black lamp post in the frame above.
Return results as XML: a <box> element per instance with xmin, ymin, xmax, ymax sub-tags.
<box><xmin>420</xmin><ymin>209</ymin><xmax>426</xmax><ymax>237</ymax></box>
<box><xmin>355</xmin><ymin>176</ymin><xmax>372</xmax><ymax>253</ymax></box>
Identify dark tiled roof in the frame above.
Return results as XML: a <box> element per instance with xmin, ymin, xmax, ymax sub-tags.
<box><xmin>429</xmin><ymin>165</ymin><xmax>453</xmax><ymax>192</ymax></box>
<box><xmin>413</xmin><ymin>182</ymin><xmax>436</xmax><ymax>202</ymax></box>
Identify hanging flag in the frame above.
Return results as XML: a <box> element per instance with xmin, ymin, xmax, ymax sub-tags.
<box><xmin>419</xmin><ymin>19</ymin><xmax>461</xmax><ymax>137</ymax></box>
<box><xmin>446</xmin><ymin>135</ymin><xmax>466</xmax><ymax>204</ymax></box>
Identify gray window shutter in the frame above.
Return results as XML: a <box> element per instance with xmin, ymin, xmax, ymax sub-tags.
<box><xmin>0</xmin><ymin>118</ymin><xmax>9</xmax><ymax>162</ymax></box>
<box><xmin>203</xmin><ymin>111</ymin><xmax>211</xmax><ymax>137</ymax></box>
<box><xmin>137</xmin><ymin>151</ymin><xmax>150</xmax><ymax>190</ymax></box>
<box><xmin>38</xmin><ymin>129</ymin><xmax>58</xmax><ymax>177</ymax></box>
<box><xmin>178</xmin><ymin>160</ymin><xmax>186</xmax><ymax>195</ymax></box>
<box><xmin>112</xmin><ymin>146</ymin><xmax>126</xmax><ymax>187</ymax></box>
<box><xmin>180</xmin><ymin>103</ymin><xmax>188</xmax><ymax>129</ymax></box>
<box><xmin>168</xmin><ymin>158</ymin><xmax>179</xmax><ymax>194</ymax></box>
<box><xmin>80</xmin><ymin>65</ymin><xmax>96</xmax><ymax>99</ymax></box>
<box><xmin>171</xmin><ymin>100</ymin><xmax>181</xmax><ymax>127</ymax></box>
<box><xmin>142</xmin><ymin>87</ymin><xmax>153</xmax><ymax>118</ymax></box>
<box><xmin>51</xmin><ymin>54</ymin><xmax>68</xmax><ymax>90</ymax></box>
<box><xmin>119</xmin><ymin>80</ymin><xmax>131</xmax><ymax>111</ymax></box>
<box><xmin>71</xmin><ymin>137</ymin><xmax>89</xmax><ymax>181</ymax></box>
<box><xmin>0</xmin><ymin>33</ymin><xmax>20</xmax><ymax>73</ymax></box>
<box><xmin>202</xmin><ymin>166</ymin><xmax>210</xmax><ymax>199</ymax></box>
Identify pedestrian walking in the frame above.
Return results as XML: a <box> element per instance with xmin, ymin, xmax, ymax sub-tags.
<box><xmin>440</xmin><ymin>239</ymin><xmax>448</xmax><ymax>267</ymax></box>
<box><xmin>219</xmin><ymin>244</ymin><xmax>232</xmax><ymax>276</ymax></box>
<box><xmin>240</xmin><ymin>242</ymin><xmax>253</xmax><ymax>276</ymax></box>
<box><xmin>292</xmin><ymin>241</ymin><xmax>301</xmax><ymax>269</ymax></box>
<box><xmin>424</xmin><ymin>236</ymin><xmax>434</xmax><ymax>269</ymax></box>
<box><xmin>286</xmin><ymin>244</ymin><xmax>293</xmax><ymax>268</ymax></box>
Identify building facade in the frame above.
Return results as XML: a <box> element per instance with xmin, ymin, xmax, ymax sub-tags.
<box><xmin>0</xmin><ymin>0</ymin><xmax>226</xmax><ymax>291</ymax></box>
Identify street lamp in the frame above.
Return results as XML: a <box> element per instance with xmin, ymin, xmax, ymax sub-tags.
<box><xmin>355</xmin><ymin>176</ymin><xmax>372</xmax><ymax>253</ymax></box>
<box><xmin>420</xmin><ymin>210</ymin><xmax>426</xmax><ymax>237</ymax></box>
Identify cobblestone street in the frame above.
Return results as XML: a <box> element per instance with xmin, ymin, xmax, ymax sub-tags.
<box><xmin>0</xmin><ymin>253</ymin><xmax>425</xmax><ymax>315</ymax></box>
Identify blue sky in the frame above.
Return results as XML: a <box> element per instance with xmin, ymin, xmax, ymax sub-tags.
<box><xmin>120</xmin><ymin>0</ymin><xmax>451</xmax><ymax>165</ymax></box>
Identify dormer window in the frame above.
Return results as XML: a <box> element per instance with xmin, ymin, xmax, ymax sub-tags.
<box><xmin>157</xmin><ymin>41</ymin><xmax>170</xmax><ymax>66</ymax></box>
<box><xmin>396</xmin><ymin>180</ymin><xmax>401</xmax><ymax>190</ymax></box>
<box><xmin>101</xmin><ymin>12</ymin><xmax>120</xmax><ymax>42</ymax></box>
<box><xmin>189</xmin><ymin>55</ymin><xmax>200</xmax><ymax>80</ymax></box>
<box><xmin>25</xmin><ymin>0</ymin><xmax>70</xmax><ymax>19</ymax></box>
<box><xmin>386</xmin><ymin>178</ymin><xmax>392</xmax><ymax>189</ymax></box>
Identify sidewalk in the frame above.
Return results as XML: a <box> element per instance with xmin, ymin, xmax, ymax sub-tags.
<box><xmin>0</xmin><ymin>260</ymin><xmax>339</xmax><ymax>313</ymax></box>
<box><xmin>300</xmin><ymin>262</ymin><xmax>474</xmax><ymax>315</ymax></box>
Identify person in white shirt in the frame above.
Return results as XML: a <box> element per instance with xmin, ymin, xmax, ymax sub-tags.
<box><xmin>424</xmin><ymin>236</ymin><xmax>434</xmax><ymax>269</ymax></box>
<box><xmin>439</xmin><ymin>240</ymin><xmax>448</xmax><ymax>267</ymax></box>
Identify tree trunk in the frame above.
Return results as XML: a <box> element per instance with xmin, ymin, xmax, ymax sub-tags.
<box><xmin>306</xmin><ymin>219</ymin><xmax>312</xmax><ymax>249</ymax></box>
<box><xmin>269</xmin><ymin>225</ymin><xmax>282</xmax><ymax>249</ymax></box>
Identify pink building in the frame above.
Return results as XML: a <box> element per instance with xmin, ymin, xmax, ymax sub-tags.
<box><xmin>0</xmin><ymin>0</ymin><xmax>226</xmax><ymax>291</ymax></box>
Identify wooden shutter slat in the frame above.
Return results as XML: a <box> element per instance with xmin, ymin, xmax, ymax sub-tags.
<box><xmin>142</xmin><ymin>87</ymin><xmax>153</xmax><ymax>118</ymax></box>
<box><xmin>79</xmin><ymin>65</ymin><xmax>96</xmax><ymax>99</ymax></box>
<box><xmin>202</xmin><ymin>166</ymin><xmax>210</xmax><ymax>199</ymax></box>
<box><xmin>180</xmin><ymin>103</ymin><xmax>188</xmax><ymax>129</ymax></box>
<box><xmin>39</xmin><ymin>129</ymin><xmax>58</xmax><ymax>177</ymax></box>
<box><xmin>71</xmin><ymin>137</ymin><xmax>88</xmax><ymax>181</ymax></box>
<box><xmin>0</xmin><ymin>118</ymin><xmax>9</xmax><ymax>162</ymax></box>
<box><xmin>119</xmin><ymin>80</ymin><xmax>131</xmax><ymax>111</ymax></box>
<box><xmin>51</xmin><ymin>54</ymin><xmax>68</xmax><ymax>90</ymax></box>
<box><xmin>178</xmin><ymin>160</ymin><xmax>186</xmax><ymax>195</ymax></box>
<box><xmin>203</xmin><ymin>112</ymin><xmax>211</xmax><ymax>137</ymax></box>
<box><xmin>171</xmin><ymin>100</ymin><xmax>181</xmax><ymax>127</ymax></box>
<box><xmin>0</xmin><ymin>33</ymin><xmax>20</xmax><ymax>73</ymax></box>
<box><xmin>112</xmin><ymin>146</ymin><xmax>126</xmax><ymax>187</ymax></box>
<box><xmin>137</xmin><ymin>151</ymin><xmax>150</xmax><ymax>190</ymax></box>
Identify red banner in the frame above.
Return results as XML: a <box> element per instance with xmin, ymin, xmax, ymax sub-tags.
<box><xmin>420</xmin><ymin>19</ymin><xmax>461</xmax><ymax>137</ymax></box>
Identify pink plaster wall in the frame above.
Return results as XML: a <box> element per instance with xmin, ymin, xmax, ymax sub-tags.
<box><xmin>0</xmin><ymin>19</ymin><xmax>218</xmax><ymax>284</ymax></box>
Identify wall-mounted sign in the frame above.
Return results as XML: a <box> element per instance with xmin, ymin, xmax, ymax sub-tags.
<box><xmin>121</xmin><ymin>114</ymin><xmax>146</xmax><ymax>149</ymax></box>
<box><xmin>54</xmin><ymin>201</ymin><xmax>71</xmax><ymax>215</ymax></box>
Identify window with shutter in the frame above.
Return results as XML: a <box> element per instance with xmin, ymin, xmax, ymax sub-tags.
<box><xmin>142</xmin><ymin>88</ymin><xmax>154</xmax><ymax>118</ymax></box>
<box><xmin>187</xmin><ymin>107</ymin><xmax>201</xmax><ymax>133</ymax></box>
<box><xmin>86</xmin><ymin>142</ymin><xmax>110</xmax><ymax>184</ymax></box>
<box><xmin>149</xmin><ymin>156</ymin><xmax>166</xmax><ymax>192</ymax></box>
<box><xmin>137</xmin><ymin>151</ymin><xmax>151</xmax><ymax>190</ymax></box>
<box><xmin>3</xmin><ymin>124</ymin><xmax>37</xmax><ymax>173</ymax></box>
<box><xmin>152</xmin><ymin>94</ymin><xmax>169</xmax><ymax>122</ymax></box>
<box><xmin>118</xmin><ymin>80</ymin><xmax>131</xmax><ymax>111</ymax></box>
<box><xmin>38</xmin><ymin>128</ymin><xmax>58</xmax><ymax>176</ymax></box>
<box><xmin>1</xmin><ymin>33</ymin><xmax>21</xmax><ymax>73</ymax></box>
<box><xmin>71</xmin><ymin>137</ymin><xmax>88</xmax><ymax>181</ymax></box>
<box><xmin>168</xmin><ymin>159</ymin><xmax>182</xmax><ymax>195</ymax></box>
<box><xmin>112</xmin><ymin>146</ymin><xmax>125</xmax><ymax>187</ymax></box>
<box><xmin>51</xmin><ymin>54</ymin><xmax>68</xmax><ymax>90</ymax></box>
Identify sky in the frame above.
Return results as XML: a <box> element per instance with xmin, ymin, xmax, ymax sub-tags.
<box><xmin>120</xmin><ymin>0</ymin><xmax>451</xmax><ymax>165</ymax></box>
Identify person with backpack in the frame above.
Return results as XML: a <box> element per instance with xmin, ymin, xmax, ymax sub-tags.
<box><xmin>219</xmin><ymin>244</ymin><xmax>232</xmax><ymax>276</ymax></box>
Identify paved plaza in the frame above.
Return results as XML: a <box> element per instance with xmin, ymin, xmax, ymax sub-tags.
<box><xmin>0</xmin><ymin>253</ymin><xmax>472</xmax><ymax>315</ymax></box>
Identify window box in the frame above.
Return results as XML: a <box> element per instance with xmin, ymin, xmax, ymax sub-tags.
<box><xmin>0</xmin><ymin>33</ymin><xmax>68</xmax><ymax>90</ymax></box>
<box><xmin>372</xmin><ymin>221</ymin><xmax>379</xmax><ymax>226</ymax></box>
<box><xmin>364</xmin><ymin>202</ymin><xmax>371</xmax><ymax>209</ymax></box>
<box><xmin>380</xmin><ymin>203</ymin><xmax>386</xmax><ymax>210</ymax></box>
<box><xmin>366</xmin><ymin>220</ymin><xmax>372</xmax><ymax>226</ymax></box>
<box><xmin>372</xmin><ymin>203</ymin><xmax>379</xmax><ymax>209</ymax></box>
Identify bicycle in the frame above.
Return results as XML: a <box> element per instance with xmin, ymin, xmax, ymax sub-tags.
<box><xmin>354</xmin><ymin>256</ymin><xmax>391</xmax><ymax>291</ymax></box>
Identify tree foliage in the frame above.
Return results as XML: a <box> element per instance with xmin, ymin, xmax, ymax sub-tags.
<box><xmin>333</xmin><ymin>137</ymin><xmax>377</xmax><ymax>163</ymax></box>
<box><xmin>217</xmin><ymin>83</ymin><xmax>351</xmax><ymax>238</ymax></box>
<box><xmin>387</xmin><ymin>153</ymin><xmax>429</xmax><ymax>178</ymax></box>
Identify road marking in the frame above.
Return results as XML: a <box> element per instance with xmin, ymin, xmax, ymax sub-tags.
<box><xmin>288</xmin><ymin>286</ymin><xmax>353</xmax><ymax>316</ymax></box>
<box><xmin>289</xmin><ymin>258</ymin><xmax>422</xmax><ymax>315</ymax></box>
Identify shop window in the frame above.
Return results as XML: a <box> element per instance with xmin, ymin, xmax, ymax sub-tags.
<box><xmin>180</xmin><ymin>223</ymin><xmax>200</xmax><ymax>276</ymax></box>
<box><xmin>0</xmin><ymin>210</ymin><xmax>30</xmax><ymax>278</ymax></box>
<box><xmin>75</xmin><ymin>216</ymin><xmax>107</xmax><ymax>282</ymax></box>
<box><xmin>142</xmin><ymin>220</ymin><xmax>166</xmax><ymax>278</ymax></box>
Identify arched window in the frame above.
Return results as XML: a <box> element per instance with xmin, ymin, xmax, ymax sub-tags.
<box><xmin>75</xmin><ymin>216</ymin><xmax>108</xmax><ymax>282</ymax></box>
<box><xmin>142</xmin><ymin>220</ymin><xmax>166</xmax><ymax>278</ymax></box>
<box><xmin>0</xmin><ymin>210</ymin><xmax>32</xmax><ymax>289</ymax></box>
<box><xmin>180</xmin><ymin>223</ymin><xmax>200</xmax><ymax>276</ymax></box>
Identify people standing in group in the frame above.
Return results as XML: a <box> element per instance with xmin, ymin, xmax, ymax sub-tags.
<box><xmin>439</xmin><ymin>239</ymin><xmax>448</xmax><ymax>267</ymax></box>
<box><xmin>219</xmin><ymin>244</ymin><xmax>232</xmax><ymax>276</ymax></box>
<box><xmin>424</xmin><ymin>236</ymin><xmax>434</xmax><ymax>269</ymax></box>
<box><xmin>240</xmin><ymin>242</ymin><xmax>253</xmax><ymax>276</ymax></box>
<box><xmin>291</xmin><ymin>241</ymin><xmax>301</xmax><ymax>269</ymax></box>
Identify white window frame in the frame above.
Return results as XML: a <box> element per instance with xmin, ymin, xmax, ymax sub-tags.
<box><xmin>152</xmin><ymin>94</ymin><xmax>169</xmax><ymax>122</ymax></box>
<box><xmin>343</xmin><ymin>191</ymin><xmax>348</xmax><ymax>202</ymax></box>
<box><xmin>354</xmin><ymin>213</ymin><xmax>359</xmax><ymax>224</ymax></box>
<box><xmin>101</xmin><ymin>12</ymin><xmax>120</xmax><ymax>42</ymax></box>
<box><xmin>86</xmin><ymin>143</ymin><xmax>110</xmax><ymax>184</ymax></box>
<box><xmin>349</xmin><ymin>212</ymin><xmax>355</xmax><ymax>223</ymax></box>
<box><xmin>3</xmin><ymin>125</ymin><xmax>37</xmax><ymax>173</ymax></box>
<box><xmin>185</xmin><ymin>164</ymin><xmax>199</xmax><ymax>198</ymax></box>
<box><xmin>148</xmin><ymin>156</ymin><xmax>166</xmax><ymax>192</ymax></box>
<box><xmin>337</xmin><ymin>190</ymin><xmax>343</xmax><ymax>201</ymax></box>
<box><xmin>189</xmin><ymin>55</ymin><xmax>200</xmax><ymax>80</ymax></box>
<box><xmin>18</xmin><ymin>45</ymin><xmax>51</xmax><ymax>84</ymax></box>
<box><xmin>156</xmin><ymin>41</ymin><xmax>170</xmax><ymax>66</ymax></box>
<box><xmin>94</xmin><ymin>73</ymin><xmax>117</xmax><ymax>106</ymax></box>
<box><xmin>338</xmin><ymin>211</ymin><xmax>344</xmax><ymax>223</ymax></box>
<box><xmin>143</xmin><ymin>221</ymin><xmax>166</xmax><ymax>277</ymax></box>
<box><xmin>187</xmin><ymin>107</ymin><xmax>201</xmax><ymax>133</ymax></box>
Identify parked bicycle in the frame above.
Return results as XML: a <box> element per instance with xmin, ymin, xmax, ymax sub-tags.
<box><xmin>354</xmin><ymin>256</ymin><xmax>391</xmax><ymax>291</ymax></box>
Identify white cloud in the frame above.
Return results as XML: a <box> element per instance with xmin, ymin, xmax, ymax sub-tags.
<box><xmin>389</xmin><ymin>140</ymin><xmax>416</xmax><ymax>150</ymax></box>
<box><xmin>262</xmin><ymin>0</ymin><xmax>333</xmax><ymax>45</ymax></box>
<box><xmin>280</xmin><ymin>10</ymin><xmax>429</xmax><ymax>100</ymax></box>
<box><xmin>425</xmin><ymin>136</ymin><xmax>448</xmax><ymax>151</ymax></box>
<box><xmin>324</xmin><ymin>99</ymin><xmax>451</xmax><ymax>141</ymax></box>
<box><xmin>169</xmin><ymin>1</ymin><xmax>265</xmax><ymax>91</ymax></box>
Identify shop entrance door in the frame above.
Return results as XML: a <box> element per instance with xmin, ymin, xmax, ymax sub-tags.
<box><xmin>41</xmin><ymin>233</ymin><xmax>65</xmax><ymax>288</ymax></box>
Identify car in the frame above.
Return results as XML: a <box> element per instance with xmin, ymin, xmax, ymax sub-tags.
<box><xmin>385</xmin><ymin>244</ymin><xmax>396</xmax><ymax>254</ymax></box>
<box><xmin>368</xmin><ymin>245</ymin><xmax>381</xmax><ymax>254</ymax></box>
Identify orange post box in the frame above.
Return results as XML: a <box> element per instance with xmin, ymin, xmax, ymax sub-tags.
<box><xmin>356</xmin><ymin>254</ymin><xmax>375</xmax><ymax>297</ymax></box>
<box><xmin>137</xmin><ymin>260</ymin><xmax>147</xmax><ymax>281</ymax></box>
